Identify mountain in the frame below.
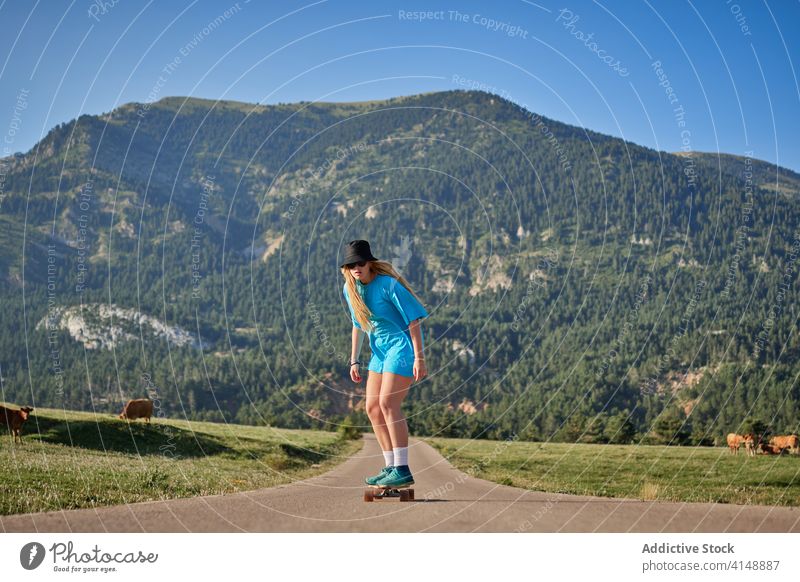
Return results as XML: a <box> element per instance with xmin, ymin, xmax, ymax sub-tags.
<box><xmin>1</xmin><ymin>89</ymin><xmax>798</xmax><ymax>442</ymax></box>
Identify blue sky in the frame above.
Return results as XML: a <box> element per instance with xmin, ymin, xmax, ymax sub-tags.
<box><xmin>1</xmin><ymin>0</ymin><xmax>798</xmax><ymax>170</ymax></box>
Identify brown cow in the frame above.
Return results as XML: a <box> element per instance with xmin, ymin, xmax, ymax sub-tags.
<box><xmin>727</xmin><ymin>432</ymin><xmax>747</xmax><ymax>454</ymax></box>
<box><xmin>0</xmin><ymin>405</ymin><xmax>34</xmax><ymax>443</ymax></box>
<box><xmin>758</xmin><ymin>443</ymin><xmax>781</xmax><ymax>455</ymax></box>
<box><xmin>769</xmin><ymin>435</ymin><xmax>800</xmax><ymax>454</ymax></box>
<box><xmin>118</xmin><ymin>399</ymin><xmax>154</xmax><ymax>423</ymax></box>
<box><xmin>743</xmin><ymin>434</ymin><xmax>756</xmax><ymax>457</ymax></box>
<box><xmin>758</xmin><ymin>442</ymin><xmax>785</xmax><ymax>455</ymax></box>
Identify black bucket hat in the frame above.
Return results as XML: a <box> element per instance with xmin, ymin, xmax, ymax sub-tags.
<box><xmin>340</xmin><ymin>239</ymin><xmax>379</xmax><ymax>268</ymax></box>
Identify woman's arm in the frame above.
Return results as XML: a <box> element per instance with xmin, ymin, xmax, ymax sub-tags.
<box><xmin>351</xmin><ymin>326</ymin><xmax>366</xmax><ymax>363</ymax></box>
<box><xmin>409</xmin><ymin>318</ymin><xmax>427</xmax><ymax>381</ymax></box>
<box><xmin>408</xmin><ymin>318</ymin><xmax>424</xmax><ymax>360</ymax></box>
<box><xmin>349</xmin><ymin>326</ymin><xmax>367</xmax><ymax>383</ymax></box>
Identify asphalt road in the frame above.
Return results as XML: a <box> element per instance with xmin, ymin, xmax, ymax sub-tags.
<box><xmin>2</xmin><ymin>434</ymin><xmax>799</xmax><ymax>532</ymax></box>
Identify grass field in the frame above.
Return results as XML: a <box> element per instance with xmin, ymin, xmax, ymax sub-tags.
<box><xmin>0</xmin><ymin>406</ymin><xmax>362</xmax><ymax>516</ymax></box>
<box><xmin>424</xmin><ymin>437</ymin><xmax>800</xmax><ymax>507</ymax></box>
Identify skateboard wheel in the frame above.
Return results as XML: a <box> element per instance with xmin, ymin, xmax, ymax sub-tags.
<box><xmin>399</xmin><ymin>489</ymin><xmax>410</xmax><ymax>502</ymax></box>
<box><xmin>364</xmin><ymin>490</ymin><xmax>374</xmax><ymax>502</ymax></box>
<box><xmin>408</xmin><ymin>488</ymin><xmax>415</xmax><ymax>500</ymax></box>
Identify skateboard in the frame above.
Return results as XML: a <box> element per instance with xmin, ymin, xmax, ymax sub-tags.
<box><xmin>363</xmin><ymin>484</ymin><xmax>415</xmax><ymax>502</ymax></box>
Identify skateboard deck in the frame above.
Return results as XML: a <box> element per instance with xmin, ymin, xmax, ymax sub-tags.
<box><xmin>364</xmin><ymin>484</ymin><xmax>415</xmax><ymax>502</ymax></box>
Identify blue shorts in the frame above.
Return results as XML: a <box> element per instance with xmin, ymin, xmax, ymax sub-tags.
<box><xmin>367</xmin><ymin>336</ymin><xmax>415</xmax><ymax>378</ymax></box>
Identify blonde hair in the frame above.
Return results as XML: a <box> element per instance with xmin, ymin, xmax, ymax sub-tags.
<box><xmin>341</xmin><ymin>260</ymin><xmax>425</xmax><ymax>333</ymax></box>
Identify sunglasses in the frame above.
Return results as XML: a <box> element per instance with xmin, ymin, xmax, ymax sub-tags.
<box><xmin>346</xmin><ymin>260</ymin><xmax>368</xmax><ymax>269</ymax></box>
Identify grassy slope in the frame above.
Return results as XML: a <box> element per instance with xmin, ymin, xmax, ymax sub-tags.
<box><xmin>0</xmin><ymin>405</ymin><xmax>362</xmax><ymax>516</ymax></box>
<box><xmin>424</xmin><ymin>437</ymin><xmax>800</xmax><ymax>507</ymax></box>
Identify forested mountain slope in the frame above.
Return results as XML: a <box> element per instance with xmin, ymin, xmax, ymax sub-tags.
<box><xmin>1</xmin><ymin>89</ymin><xmax>797</xmax><ymax>442</ymax></box>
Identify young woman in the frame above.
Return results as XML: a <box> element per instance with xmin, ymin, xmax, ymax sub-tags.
<box><xmin>340</xmin><ymin>239</ymin><xmax>429</xmax><ymax>488</ymax></box>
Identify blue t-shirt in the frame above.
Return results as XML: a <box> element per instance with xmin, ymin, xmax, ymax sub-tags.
<box><xmin>343</xmin><ymin>274</ymin><xmax>429</xmax><ymax>351</ymax></box>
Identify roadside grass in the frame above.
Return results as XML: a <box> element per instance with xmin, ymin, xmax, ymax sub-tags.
<box><xmin>424</xmin><ymin>437</ymin><xmax>800</xmax><ymax>506</ymax></box>
<box><xmin>0</xmin><ymin>406</ymin><xmax>362</xmax><ymax>515</ymax></box>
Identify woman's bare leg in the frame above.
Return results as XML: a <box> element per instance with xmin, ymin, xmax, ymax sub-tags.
<box><xmin>364</xmin><ymin>370</ymin><xmax>393</xmax><ymax>452</ymax></box>
<box><xmin>378</xmin><ymin>372</ymin><xmax>414</xmax><ymax>448</ymax></box>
